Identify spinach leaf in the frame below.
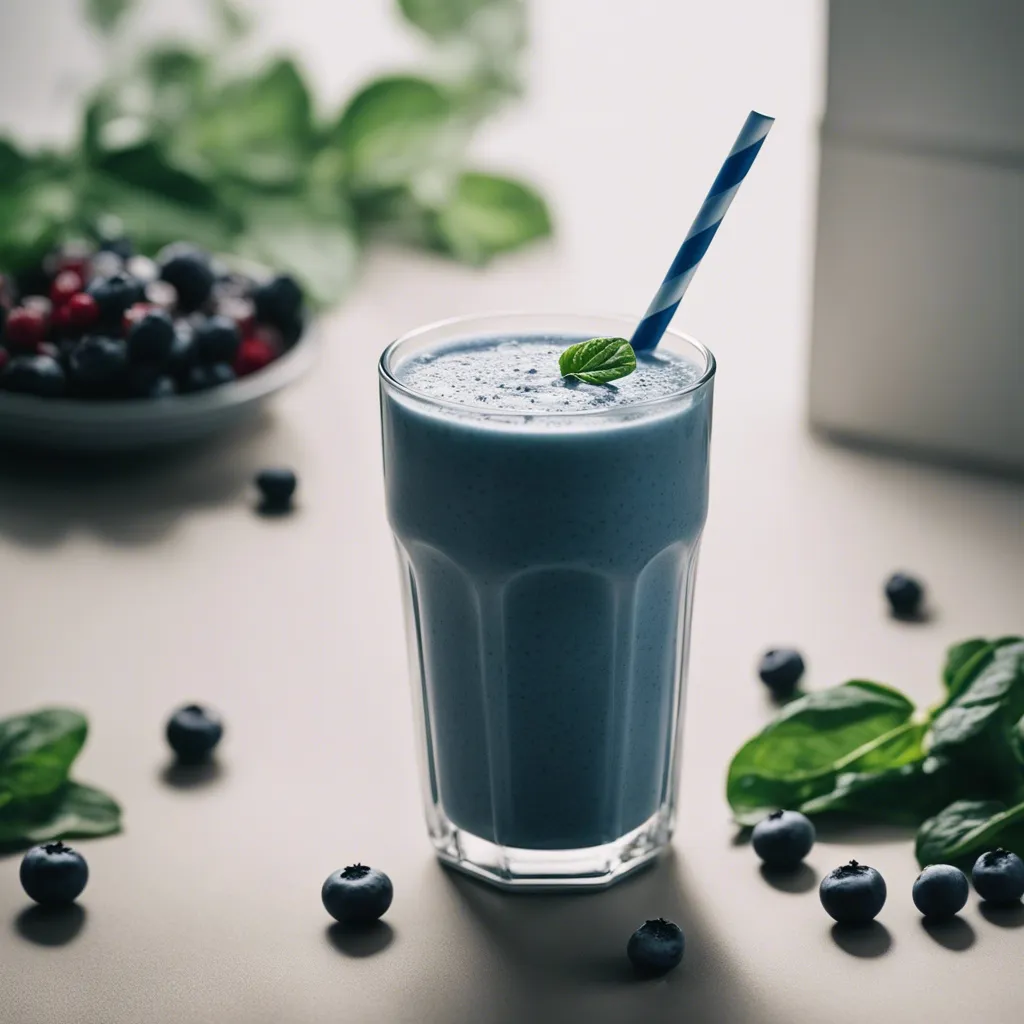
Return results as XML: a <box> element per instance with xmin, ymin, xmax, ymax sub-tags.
<box><xmin>234</xmin><ymin>192</ymin><xmax>359</xmax><ymax>309</ymax></box>
<box><xmin>84</xmin><ymin>0</ymin><xmax>134</xmax><ymax>35</ymax></box>
<box><xmin>332</xmin><ymin>76</ymin><xmax>457</xmax><ymax>192</ymax></box>
<box><xmin>0</xmin><ymin>173</ymin><xmax>77</xmax><ymax>273</ymax></box>
<box><xmin>80</xmin><ymin>175</ymin><xmax>237</xmax><ymax>256</ymax></box>
<box><xmin>916</xmin><ymin>798</ymin><xmax>1024</xmax><ymax>868</ymax></box>
<box><xmin>93</xmin><ymin>141</ymin><xmax>222</xmax><ymax>210</ymax></box>
<box><xmin>726</xmin><ymin>680</ymin><xmax>919</xmax><ymax>826</ymax></box>
<box><xmin>801</xmin><ymin>754</ymin><xmax>957</xmax><ymax>825</ymax></box>
<box><xmin>0</xmin><ymin>138</ymin><xmax>30</xmax><ymax>183</ymax></box>
<box><xmin>928</xmin><ymin>641</ymin><xmax>1024</xmax><ymax>791</ymax></box>
<box><xmin>941</xmin><ymin>635</ymin><xmax>1022</xmax><ymax>703</ymax></box>
<box><xmin>170</xmin><ymin>59</ymin><xmax>316</xmax><ymax>190</ymax></box>
<box><xmin>430</xmin><ymin>171</ymin><xmax>552</xmax><ymax>264</ymax></box>
<box><xmin>397</xmin><ymin>0</ymin><xmax>494</xmax><ymax>37</ymax></box>
<box><xmin>0</xmin><ymin>709</ymin><xmax>87</xmax><ymax>805</ymax></box>
<box><xmin>0</xmin><ymin>782</ymin><xmax>121</xmax><ymax>850</ymax></box>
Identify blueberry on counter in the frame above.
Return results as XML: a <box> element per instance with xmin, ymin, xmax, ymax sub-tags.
<box><xmin>2</xmin><ymin>355</ymin><xmax>66</xmax><ymax>397</ymax></box>
<box><xmin>20</xmin><ymin>841</ymin><xmax>89</xmax><ymax>906</ymax></box>
<box><xmin>193</xmin><ymin>315</ymin><xmax>242</xmax><ymax>364</ymax></box>
<box><xmin>820</xmin><ymin>860</ymin><xmax>887</xmax><ymax>924</ymax></box>
<box><xmin>626</xmin><ymin>918</ymin><xmax>685</xmax><ymax>977</ymax></box>
<box><xmin>126</xmin><ymin>309</ymin><xmax>176</xmax><ymax>364</ymax></box>
<box><xmin>752</xmin><ymin>810</ymin><xmax>815</xmax><ymax>870</ymax></box>
<box><xmin>971</xmin><ymin>848</ymin><xmax>1024</xmax><ymax>905</ymax></box>
<box><xmin>253</xmin><ymin>274</ymin><xmax>303</xmax><ymax>329</ymax></box>
<box><xmin>758</xmin><ymin>648</ymin><xmax>805</xmax><ymax>697</ymax></box>
<box><xmin>255</xmin><ymin>468</ymin><xmax>297</xmax><ymax>512</ymax></box>
<box><xmin>166</xmin><ymin>704</ymin><xmax>223</xmax><ymax>763</ymax></box>
<box><xmin>884</xmin><ymin>572</ymin><xmax>925</xmax><ymax>619</ymax></box>
<box><xmin>322</xmin><ymin>864</ymin><xmax>393</xmax><ymax>926</ymax></box>
<box><xmin>158</xmin><ymin>244</ymin><xmax>215</xmax><ymax>312</ymax></box>
<box><xmin>912</xmin><ymin>864</ymin><xmax>969</xmax><ymax>920</ymax></box>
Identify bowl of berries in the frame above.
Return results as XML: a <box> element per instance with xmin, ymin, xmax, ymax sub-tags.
<box><xmin>0</xmin><ymin>238</ymin><xmax>317</xmax><ymax>452</ymax></box>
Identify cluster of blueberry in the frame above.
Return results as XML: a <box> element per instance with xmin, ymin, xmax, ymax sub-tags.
<box><xmin>751</xmin><ymin>808</ymin><xmax>1024</xmax><ymax>925</ymax></box>
<box><xmin>0</xmin><ymin>239</ymin><xmax>304</xmax><ymax>400</ymax></box>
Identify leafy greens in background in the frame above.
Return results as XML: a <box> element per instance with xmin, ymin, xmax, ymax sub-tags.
<box><xmin>727</xmin><ymin>637</ymin><xmax>1024</xmax><ymax>867</ymax></box>
<box><xmin>0</xmin><ymin>709</ymin><xmax>121</xmax><ymax>850</ymax></box>
<box><xmin>0</xmin><ymin>0</ymin><xmax>551</xmax><ymax>308</ymax></box>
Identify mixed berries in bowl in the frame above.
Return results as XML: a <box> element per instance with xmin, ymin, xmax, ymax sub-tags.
<box><xmin>0</xmin><ymin>238</ymin><xmax>305</xmax><ymax>402</ymax></box>
<box><xmin>0</xmin><ymin>238</ymin><xmax>316</xmax><ymax>450</ymax></box>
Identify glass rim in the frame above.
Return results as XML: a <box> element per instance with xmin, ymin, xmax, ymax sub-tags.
<box><xmin>378</xmin><ymin>311</ymin><xmax>716</xmax><ymax>420</ymax></box>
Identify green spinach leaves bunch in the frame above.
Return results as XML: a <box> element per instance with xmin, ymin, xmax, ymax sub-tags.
<box><xmin>727</xmin><ymin>637</ymin><xmax>1024</xmax><ymax>868</ymax></box>
<box><xmin>0</xmin><ymin>708</ymin><xmax>120</xmax><ymax>851</ymax></box>
<box><xmin>0</xmin><ymin>0</ymin><xmax>551</xmax><ymax>308</ymax></box>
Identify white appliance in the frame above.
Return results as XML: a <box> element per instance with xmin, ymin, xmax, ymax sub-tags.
<box><xmin>809</xmin><ymin>0</ymin><xmax>1024</xmax><ymax>474</ymax></box>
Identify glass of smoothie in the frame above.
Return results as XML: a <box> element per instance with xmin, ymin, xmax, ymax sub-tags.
<box><xmin>379</xmin><ymin>312</ymin><xmax>715</xmax><ymax>889</ymax></box>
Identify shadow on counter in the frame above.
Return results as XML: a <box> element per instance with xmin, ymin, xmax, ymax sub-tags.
<box><xmin>14</xmin><ymin>904</ymin><xmax>86</xmax><ymax>946</ymax></box>
<box><xmin>437</xmin><ymin>850</ymin><xmax>772</xmax><ymax>1024</ymax></box>
<box><xmin>0</xmin><ymin>411</ymin><xmax>294</xmax><ymax>549</ymax></box>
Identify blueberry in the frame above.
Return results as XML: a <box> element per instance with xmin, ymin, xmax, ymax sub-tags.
<box><xmin>168</xmin><ymin>322</ymin><xmax>196</xmax><ymax>376</ymax></box>
<box><xmin>158</xmin><ymin>244</ymin><xmax>214</xmax><ymax>312</ymax></box>
<box><xmin>885</xmin><ymin>572</ymin><xmax>925</xmax><ymax>619</ymax></box>
<box><xmin>912</xmin><ymin>864</ymin><xmax>969</xmax><ymax>920</ymax></box>
<box><xmin>752</xmin><ymin>810</ymin><xmax>815</xmax><ymax>870</ymax></box>
<box><xmin>626</xmin><ymin>918</ymin><xmax>685</xmax><ymax>977</ymax></box>
<box><xmin>127</xmin><ymin>309</ymin><xmax>176</xmax><ymax>364</ymax></box>
<box><xmin>166</xmin><ymin>704</ymin><xmax>223</xmax><ymax>763</ymax></box>
<box><xmin>193</xmin><ymin>315</ymin><xmax>241</xmax><ymax>363</ymax></box>
<box><xmin>20</xmin><ymin>841</ymin><xmax>89</xmax><ymax>906</ymax></box>
<box><xmin>758</xmin><ymin>648</ymin><xmax>805</xmax><ymax>697</ymax></box>
<box><xmin>126</xmin><ymin>255</ymin><xmax>158</xmax><ymax>284</ymax></box>
<box><xmin>254</xmin><ymin>274</ymin><xmax>303</xmax><ymax>329</ymax></box>
<box><xmin>256</xmin><ymin>468</ymin><xmax>297</xmax><ymax>511</ymax></box>
<box><xmin>68</xmin><ymin>336</ymin><xmax>128</xmax><ymax>395</ymax></box>
<box><xmin>180</xmin><ymin>362</ymin><xmax>236</xmax><ymax>393</ymax></box>
<box><xmin>972</xmin><ymin>848</ymin><xmax>1024</xmax><ymax>905</ymax></box>
<box><xmin>1</xmin><ymin>355</ymin><xmax>66</xmax><ymax>397</ymax></box>
<box><xmin>100</xmin><ymin>236</ymin><xmax>134</xmax><ymax>260</ymax></box>
<box><xmin>148</xmin><ymin>375</ymin><xmax>177</xmax><ymax>399</ymax></box>
<box><xmin>125</xmin><ymin>364</ymin><xmax>177</xmax><ymax>399</ymax></box>
<box><xmin>90</xmin><ymin>251</ymin><xmax>125</xmax><ymax>280</ymax></box>
<box><xmin>86</xmin><ymin>271</ymin><xmax>144</xmax><ymax>325</ymax></box>
<box><xmin>321</xmin><ymin>863</ymin><xmax>393</xmax><ymax>926</ymax></box>
<box><xmin>820</xmin><ymin>860</ymin><xmax>887</xmax><ymax>924</ymax></box>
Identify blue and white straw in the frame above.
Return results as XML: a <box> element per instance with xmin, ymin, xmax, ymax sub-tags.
<box><xmin>630</xmin><ymin>110</ymin><xmax>774</xmax><ymax>352</ymax></box>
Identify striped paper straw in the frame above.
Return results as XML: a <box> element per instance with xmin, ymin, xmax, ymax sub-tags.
<box><xmin>630</xmin><ymin>110</ymin><xmax>774</xmax><ymax>352</ymax></box>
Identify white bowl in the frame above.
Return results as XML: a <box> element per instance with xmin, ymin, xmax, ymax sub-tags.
<box><xmin>0</xmin><ymin>327</ymin><xmax>318</xmax><ymax>453</ymax></box>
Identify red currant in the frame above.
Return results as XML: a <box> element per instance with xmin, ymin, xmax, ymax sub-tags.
<box><xmin>233</xmin><ymin>337</ymin><xmax>276</xmax><ymax>377</ymax></box>
<box><xmin>122</xmin><ymin>302</ymin><xmax>155</xmax><ymax>333</ymax></box>
<box><xmin>66</xmin><ymin>293</ymin><xmax>100</xmax><ymax>330</ymax></box>
<box><xmin>217</xmin><ymin>296</ymin><xmax>257</xmax><ymax>337</ymax></box>
<box><xmin>50</xmin><ymin>270</ymin><xmax>84</xmax><ymax>306</ymax></box>
<box><xmin>50</xmin><ymin>304</ymin><xmax>73</xmax><ymax>335</ymax></box>
<box><xmin>5</xmin><ymin>307</ymin><xmax>48</xmax><ymax>350</ymax></box>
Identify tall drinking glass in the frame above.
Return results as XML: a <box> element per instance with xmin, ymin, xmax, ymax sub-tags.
<box><xmin>379</xmin><ymin>313</ymin><xmax>715</xmax><ymax>889</ymax></box>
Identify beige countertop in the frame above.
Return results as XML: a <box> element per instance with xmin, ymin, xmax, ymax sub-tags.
<box><xmin>2</xmin><ymin>3</ymin><xmax>1024</xmax><ymax>1022</ymax></box>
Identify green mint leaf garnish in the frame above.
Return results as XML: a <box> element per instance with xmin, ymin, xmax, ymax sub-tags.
<box><xmin>558</xmin><ymin>337</ymin><xmax>636</xmax><ymax>385</ymax></box>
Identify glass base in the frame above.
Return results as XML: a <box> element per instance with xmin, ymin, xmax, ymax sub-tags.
<box><xmin>430</xmin><ymin>807</ymin><xmax>673</xmax><ymax>891</ymax></box>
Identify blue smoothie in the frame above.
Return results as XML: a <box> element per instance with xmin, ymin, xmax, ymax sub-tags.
<box><xmin>381</xmin><ymin>333</ymin><xmax>713</xmax><ymax>852</ymax></box>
